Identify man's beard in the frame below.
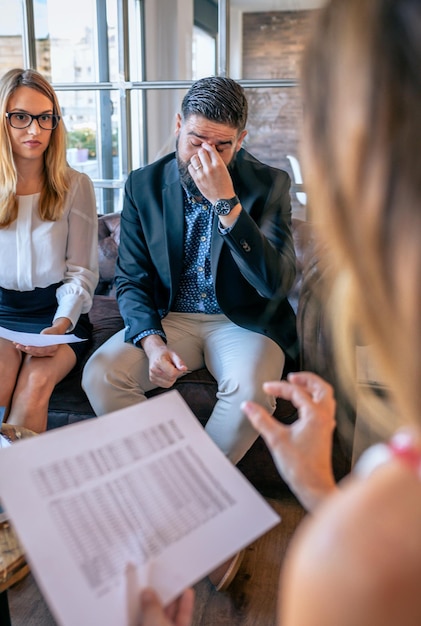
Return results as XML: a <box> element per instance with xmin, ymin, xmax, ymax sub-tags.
<box><xmin>175</xmin><ymin>137</ymin><xmax>237</xmax><ymax>198</ymax></box>
<box><xmin>176</xmin><ymin>151</ymin><xmax>201</xmax><ymax>197</ymax></box>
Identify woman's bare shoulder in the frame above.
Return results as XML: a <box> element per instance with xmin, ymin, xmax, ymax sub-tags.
<box><xmin>280</xmin><ymin>461</ymin><xmax>421</xmax><ymax>626</ymax></box>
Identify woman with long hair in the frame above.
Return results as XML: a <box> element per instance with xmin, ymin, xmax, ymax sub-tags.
<box><xmin>243</xmin><ymin>0</ymin><xmax>421</xmax><ymax>624</ymax></box>
<box><xmin>0</xmin><ymin>68</ymin><xmax>98</xmax><ymax>433</ymax></box>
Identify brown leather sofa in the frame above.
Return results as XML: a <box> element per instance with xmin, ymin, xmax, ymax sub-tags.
<box><xmin>48</xmin><ymin>212</ymin><xmax>353</xmax><ymax>497</ymax></box>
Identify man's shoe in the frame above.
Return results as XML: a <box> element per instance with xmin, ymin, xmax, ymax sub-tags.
<box><xmin>208</xmin><ymin>549</ymin><xmax>246</xmax><ymax>591</ymax></box>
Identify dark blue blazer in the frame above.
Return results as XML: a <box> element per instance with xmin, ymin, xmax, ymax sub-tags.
<box><xmin>115</xmin><ymin>148</ymin><xmax>299</xmax><ymax>362</ymax></box>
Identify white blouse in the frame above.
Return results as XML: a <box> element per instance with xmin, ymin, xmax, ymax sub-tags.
<box><xmin>0</xmin><ymin>169</ymin><xmax>99</xmax><ymax>330</ymax></box>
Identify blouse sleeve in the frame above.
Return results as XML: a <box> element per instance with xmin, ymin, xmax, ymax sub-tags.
<box><xmin>54</xmin><ymin>171</ymin><xmax>99</xmax><ymax>330</ymax></box>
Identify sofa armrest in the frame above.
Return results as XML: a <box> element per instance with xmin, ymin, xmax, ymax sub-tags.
<box><xmin>295</xmin><ymin>221</ymin><xmax>355</xmax><ymax>479</ymax></box>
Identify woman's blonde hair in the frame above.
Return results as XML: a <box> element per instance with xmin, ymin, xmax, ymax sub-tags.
<box><xmin>0</xmin><ymin>68</ymin><xmax>69</xmax><ymax>226</ymax></box>
<box><xmin>301</xmin><ymin>0</ymin><xmax>421</xmax><ymax>433</ymax></box>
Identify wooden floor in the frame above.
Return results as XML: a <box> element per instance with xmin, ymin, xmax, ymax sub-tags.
<box><xmin>8</xmin><ymin>495</ymin><xmax>306</xmax><ymax>626</ymax></box>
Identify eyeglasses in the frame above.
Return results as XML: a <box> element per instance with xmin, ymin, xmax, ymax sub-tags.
<box><xmin>5</xmin><ymin>112</ymin><xmax>61</xmax><ymax>130</ymax></box>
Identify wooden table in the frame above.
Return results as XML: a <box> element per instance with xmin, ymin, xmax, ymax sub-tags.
<box><xmin>0</xmin><ymin>424</ymin><xmax>37</xmax><ymax>626</ymax></box>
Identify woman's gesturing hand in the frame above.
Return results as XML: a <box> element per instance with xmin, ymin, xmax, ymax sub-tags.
<box><xmin>242</xmin><ymin>371</ymin><xmax>338</xmax><ymax>511</ymax></box>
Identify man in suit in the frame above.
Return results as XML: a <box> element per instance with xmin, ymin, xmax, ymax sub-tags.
<box><xmin>82</xmin><ymin>76</ymin><xmax>298</xmax><ymax>465</ymax></box>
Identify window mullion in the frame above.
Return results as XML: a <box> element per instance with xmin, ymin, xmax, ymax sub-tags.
<box><xmin>22</xmin><ymin>0</ymin><xmax>37</xmax><ymax>68</ymax></box>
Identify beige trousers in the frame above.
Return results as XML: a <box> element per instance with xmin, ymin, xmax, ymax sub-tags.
<box><xmin>82</xmin><ymin>312</ymin><xmax>285</xmax><ymax>464</ymax></box>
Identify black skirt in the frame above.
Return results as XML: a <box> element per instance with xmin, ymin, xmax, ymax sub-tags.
<box><xmin>0</xmin><ymin>283</ymin><xmax>92</xmax><ymax>363</ymax></box>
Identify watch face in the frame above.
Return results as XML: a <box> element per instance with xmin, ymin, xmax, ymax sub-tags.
<box><xmin>214</xmin><ymin>200</ymin><xmax>232</xmax><ymax>216</ymax></box>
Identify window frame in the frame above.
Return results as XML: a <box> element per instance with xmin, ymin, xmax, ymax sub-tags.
<box><xmin>11</xmin><ymin>0</ymin><xmax>304</xmax><ymax>215</ymax></box>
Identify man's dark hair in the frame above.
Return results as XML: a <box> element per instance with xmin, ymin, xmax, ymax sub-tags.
<box><xmin>181</xmin><ymin>76</ymin><xmax>248</xmax><ymax>132</ymax></box>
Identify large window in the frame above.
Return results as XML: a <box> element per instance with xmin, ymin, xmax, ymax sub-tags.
<box><xmin>0</xmin><ymin>0</ymin><xmax>322</xmax><ymax>216</ymax></box>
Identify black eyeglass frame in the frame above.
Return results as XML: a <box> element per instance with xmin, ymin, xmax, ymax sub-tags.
<box><xmin>5</xmin><ymin>112</ymin><xmax>61</xmax><ymax>130</ymax></box>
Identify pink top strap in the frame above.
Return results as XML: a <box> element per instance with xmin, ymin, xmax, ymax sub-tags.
<box><xmin>354</xmin><ymin>430</ymin><xmax>421</xmax><ymax>480</ymax></box>
<box><xmin>388</xmin><ymin>431</ymin><xmax>421</xmax><ymax>475</ymax></box>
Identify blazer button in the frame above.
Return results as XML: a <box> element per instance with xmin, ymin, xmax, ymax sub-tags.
<box><xmin>240</xmin><ymin>238</ymin><xmax>251</xmax><ymax>252</ymax></box>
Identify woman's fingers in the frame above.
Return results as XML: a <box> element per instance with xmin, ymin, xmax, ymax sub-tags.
<box><xmin>287</xmin><ymin>371</ymin><xmax>334</xmax><ymax>402</ymax></box>
<box><xmin>241</xmin><ymin>400</ymin><xmax>287</xmax><ymax>448</ymax></box>
<box><xmin>262</xmin><ymin>374</ymin><xmax>335</xmax><ymax>418</ymax></box>
<box><xmin>168</xmin><ymin>588</ymin><xmax>195</xmax><ymax>626</ymax></box>
<box><xmin>139</xmin><ymin>587</ymin><xmax>195</xmax><ymax>626</ymax></box>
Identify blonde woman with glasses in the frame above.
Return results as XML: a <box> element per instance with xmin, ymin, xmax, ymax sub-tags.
<box><xmin>0</xmin><ymin>68</ymin><xmax>98</xmax><ymax>433</ymax></box>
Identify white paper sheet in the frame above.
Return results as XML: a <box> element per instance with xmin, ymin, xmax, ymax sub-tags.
<box><xmin>0</xmin><ymin>325</ymin><xmax>86</xmax><ymax>346</ymax></box>
<box><xmin>0</xmin><ymin>391</ymin><xmax>280</xmax><ymax>626</ymax></box>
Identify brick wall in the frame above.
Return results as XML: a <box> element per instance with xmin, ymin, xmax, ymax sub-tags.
<box><xmin>242</xmin><ymin>11</ymin><xmax>317</xmax><ymax>216</ymax></box>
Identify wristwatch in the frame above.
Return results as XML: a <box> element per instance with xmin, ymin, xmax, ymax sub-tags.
<box><xmin>212</xmin><ymin>195</ymin><xmax>240</xmax><ymax>216</ymax></box>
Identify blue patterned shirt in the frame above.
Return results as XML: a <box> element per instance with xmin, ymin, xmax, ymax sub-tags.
<box><xmin>172</xmin><ymin>192</ymin><xmax>221</xmax><ymax>314</ymax></box>
<box><xmin>133</xmin><ymin>191</ymin><xmax>221</xmax><ymax>346</ymax></box>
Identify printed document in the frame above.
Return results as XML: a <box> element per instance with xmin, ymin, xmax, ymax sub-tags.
<box><xmin>0</xmin><ymin>324</ymin><xmax>86</xmax><ymax>346</ymax></box>
<box><xmin>0</xmin><ymin>391</ymin><xmax>280</xmax><ymax>626</ymax></box>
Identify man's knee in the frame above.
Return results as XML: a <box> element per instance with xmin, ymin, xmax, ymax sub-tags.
<box><xmin>81</xmin><ymin>345</ymin><xmax>132</xmax><ymax>408</ymax></box>
<box><xmin>82</xmin><ymin>346</ymin><xmax>108</xmax><ymax>395</ymax></box>
<box><xmin>82</xmin><ymin>339</ymin><xmax>151</xmax><ymax>415</ymax></box>
<box><xmin>217</xmin><ymin>374</ymin><xmax>276</xmax><ymax>413</ymax></box>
